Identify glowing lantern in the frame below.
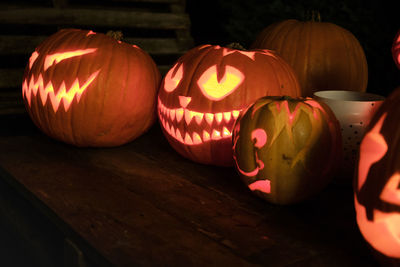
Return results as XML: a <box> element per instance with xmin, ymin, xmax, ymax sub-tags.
<box><xmin>233</xmin><ymin>96</ymin><xmax>342</xmax><ymax>204</ymax></box>
<box><xmin>354</xmin><ymin>87</ymin><xmax>400</xmax><ymax>264</ymax></box>
<box><xmin>392</xmin><ymin>30</ymin><xmax>400</xmax><ymax>70</ymax></box>
<box><xmin>158</xmin><ymin>44</ymin><xmax>301</xmax><ymax>166</ymax></box>
<box><xmin>22</xmin><ymin>29</ymin><xmax>160</xmax><ymax>147</ymax></box>
<box><xmin>251</xmin><ymin>17</ymin><xmax>368</xmax><ymax>96</ymax></box>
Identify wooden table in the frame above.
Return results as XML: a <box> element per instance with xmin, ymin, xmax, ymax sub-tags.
<box><xmin>0</xmin><ymin>113</ymin><xmax>378</xmax><ymax>266</ymax></box>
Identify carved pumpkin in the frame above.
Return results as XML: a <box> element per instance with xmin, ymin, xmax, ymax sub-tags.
<box><xmin>392</xmin><ymin>30</ymin><xmax>400</xmax><ymax>70</ymax></box>
<box><xmin>22</xmin><ymin>28</ymin><xmax>160</xmax><ymax>147</ymax></box>
<box><xmin>233</xmin><ymin>96</ymin><xmax>342</xmax><ymax>204</ymax></box>
<box><xmin>354</xmin><ymin>87</ymin><xmax>400</xmax><ymax>264</ymax></box>
<box><xmin>157</xmin><ymin>44</ymin><xmax>301</xmax><ymax>166</ymax></box>
<box><xmin>251</xmin><ymin>18</ymin><xmax>368</xmax><ymax>97</ymax></box>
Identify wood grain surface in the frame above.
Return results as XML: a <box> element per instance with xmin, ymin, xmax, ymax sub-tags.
<box><xmin>0</xmin><ymin>114</ymin><xmax>378</xmax><ymax>266</ymax></box>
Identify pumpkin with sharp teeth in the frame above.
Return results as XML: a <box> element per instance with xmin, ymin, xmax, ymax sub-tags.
<box><xmin>354</xmin><ymin>87</ymin><xmax>400</xmax><ymax>265</ymax></box>
<box><xmin>22</xmin><ymin>28</ymin><xmax>160</xmax><ymax>147</ymax></box>
<box><xmin>158</xmin><ymin>44</ymin><xmax>301</xmax><ymax>166</ymax></box>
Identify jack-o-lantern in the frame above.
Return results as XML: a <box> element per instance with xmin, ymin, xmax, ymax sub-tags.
<box><xmin>157</xmin><ymin>44</ymin><xmax>301</xmax><ymax>166</ymax></box>
<box><xmin>251</xmin><ymin>17</ymin><xmax>368</xmax><ymax>96</ymax></box>
<box><xmin>22</xmin><ymin>28</ymin><xmax>160</xmax><ymax>147</ymax></box>
<box><xmin>392</xmin><ymin>30</ymin><xmax>400</xmax><ymax>70</ymax></box>
<box><xmin>233</xmin><ymin>96</ymin><xmax>341</xmax><ymax>204</ymax></box>
<box><xmin>354</xmin><ymin>87</ymin><xmax>400</xmax><ymax>264</ymax></box>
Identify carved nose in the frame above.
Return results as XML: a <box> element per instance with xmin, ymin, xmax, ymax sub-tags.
<box><xmin>179</xmin><ymin>96</ymin><xmax>192</xmax><ymax>108</ymax></box>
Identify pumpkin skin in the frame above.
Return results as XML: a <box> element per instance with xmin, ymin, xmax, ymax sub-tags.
<box><xmin>251</xmin><ymin>19</ymin><xmax>368</xmax><ymax>97</ymax></box>
<box><xmin>233</xmin><ymin>96</ymin><xmax>342</xmax><ymax>204</ymax></box>
<box><xmin>157</xmin><ymin>44</ymin><xmax>301</xmax><ymax>166</ymax></box>
<box><xmin>392</xmin><ymin>30</ymin><xmax>400</xmax><ymax>70</ymax></box>
<box><xmin>354</xmin><ymin>87</ymin><xmax>400</xmax><ymax>264</ymax></box>
<box><xmin>22</xmin><ymin>28</ymin><xmax>161</xmax><ymax>147</ymax></box>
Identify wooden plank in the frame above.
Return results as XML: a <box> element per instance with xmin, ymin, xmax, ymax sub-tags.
<box><xmin>0</xmin><ymin>68</ymin><xmax>23</xmax><ymax>89</ymax></box>
<box><xmin>0</xmin><ymin>35</ymin><xmax>48</xmax><ymax>55</ymax></box>
<box><xmin>0</xmin><ymin>35</ymin><xmax>191</xmax><ymax>55</ymax></box>
<box><xmin>0</xmin><ymin>8</ymin><xmax>191</xmax><ymax>30</ymax></box>
<box><xmin>111</xmin><ymin>0</ymin><xmax>180</xmax><ymax>3</ymax></box>
<box><xmin>0</xmin><ymin>114</ymin><xmax>377</xmax><ymax>266</ymax></box>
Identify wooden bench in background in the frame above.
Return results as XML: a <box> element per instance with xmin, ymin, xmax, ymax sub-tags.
<box><xmin>0</xmin><ymin>0</ymin><xmax>193</xmax><ymax>115</ymax></box>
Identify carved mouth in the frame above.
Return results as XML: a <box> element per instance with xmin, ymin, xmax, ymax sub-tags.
<box><xmin>22</xmin><ymin>70</ymin><xmax>100</xmax><ymax>112</ymax></box>
<box><xmin>158</xmin><ymin>97</ymin><xmax>242</xmax><ymax>145</ymax></box>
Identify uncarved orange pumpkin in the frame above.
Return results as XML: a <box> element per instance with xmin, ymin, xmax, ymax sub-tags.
<box><xmin>233</xmin><ymin>96</ymin><xmax>342</xmax><ymax>204</ymax></box>
<box><xmin>252</xmin><ymin>18</ymin><xmax>368</xmax><ymax>97</ymax></box>
<box><xmin>158</xmin><ymin>44</ymin><xmax>301</xmax><ymax>166</ymax></box>
<box><xmin>22</xmin><ymin>28</ymin><xmax>161</xmax><ymax>147</ymax></box>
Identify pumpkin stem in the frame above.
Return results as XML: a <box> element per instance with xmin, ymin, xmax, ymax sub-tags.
<box><xmin>106</xmin><ymin>30</ymin><xmax>123</xmax><ymax>41</ymax></box>
<box><xmin>305</xmin><ymin>10</ymin><xmax>321</xmax><ymax>22</ymax></box>
<box><xmin>226</xmin><ymin>42</ymin><xmax>246</xmax><ymax>51</ymax></box>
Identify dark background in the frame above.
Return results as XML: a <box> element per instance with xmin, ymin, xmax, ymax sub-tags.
<box><xmin>186</xmin><ymin>0</ymin><xmax>400</xmax><ymax>97</ymax></box>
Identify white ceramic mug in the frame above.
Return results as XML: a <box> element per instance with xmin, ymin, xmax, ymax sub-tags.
<box><xmin>313</xmin><ymin>90</ymin><xmax>385</xmax><ymax>182</ymax></box>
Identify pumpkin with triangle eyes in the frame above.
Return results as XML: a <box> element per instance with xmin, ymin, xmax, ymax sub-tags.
<box><xmin>354</xmin><ymin>87</ymin><xmax>400</xmax><ymax>265</ymax></box>
<box><xmin>157</xmin><ymin>44</ymin><xmax>301</xmax><ymax>166</ymax></box>
<box><xmin>232</xmin><ymin>96</ymin><xmax>341</xmax><ymax>204</ymax></box>
<box><xmin>393</xmin><ymin>30</ymin><xmax>400</xmax><ymax>70</ymax></box>
<box><xmin>22</xmin><ymin>28</ymin><xmax>160</xmax><ymax>147</ymax></box>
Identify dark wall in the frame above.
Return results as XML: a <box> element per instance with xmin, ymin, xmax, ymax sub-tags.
<box><xmin>187</xmin><ymin>0</ymin><xmax>400</xmax><ymax>97</ymax></box>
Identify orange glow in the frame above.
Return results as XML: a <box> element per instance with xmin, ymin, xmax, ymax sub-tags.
<box><xmin>184</xmin><ymin>132</ymin><xmax>193</xmax><ymax>145</ymax></box>
<box><xmin>211</xmin><ymin>129</ymin><xmax>221</xmax><ymax>140</ymax></box>
<box><xmin>276</xmin><ymin>100</ymin><xmax>300</xmax><ymax>125</ymax></box>
<box><xmin>249</xmin><ymin>179</ymin><xmax>271</xmax><ymax>194</ymax></box>
<box><xmin>29</xmin><ymin>51</ymin><xmax>39</xmax><ymax>69</ymax></box>
<box><xmin>164</xmin><ymin>63</ymin><xmax>183</xmax><ymax>92</ymax></box>
<box><xmin>176</xmin><ymin>108</ymin><xmax>184</xmax><ymax>122</ymax></box>
<box><xmin>157</xmin><ymin>97</ymin><xmax>244</xmax><ymax>145</ymax></box>
<box><xmin>184</xmin><ymin>109</ymin><xmax>194</xmax><ymax>125</ymax></box>
<box><xmin>86</xmin><ymin>30</ymin><xmax>96</xmax><ymax>36</ymax></box>
<box><xmin>232</xmin><ymin>110</ymin><xmax>240</xmax><ymax>119</ymax></box>
<box><xmin>215</xmin><ymin>113</ymin><xmax>223</xmax><ymax>124</ymax></box>
<box><xmin>197</xmin><ymin>65</ymin><xmax>244</xmax><ymax>101</ymax></box>
<box><xmin>44</xmin><ymin>48</ymin><xmax>97</xmax><ymax>71</ymax></box>
<box><xmin>222</xmin><ymin>48</ymin><xmax>256</xmax><ymax>60</ymax></box>
<box><xmin>222</xmin><ymin>127</ymin><xmax>231</xmax><ymax>137</ymax></box>
<box><xmin>23</xmin><ymin>70</ymin><xmax>100</xmax><ymax>112</ymax></box>
<box><xmin>223</xmin><ymin>112</ymin><xmax>231</xmax><ymax>123</ymax></box>
<box><xmin>203</xmin><ymin>130</ymin><xmax>210</xmax><ymax>142</ymax></box>
<box><xmin>252</xmin><ymin>128</ymin><xmax>267</xmax><ymax>148</ymax></box>
<box><xmin>193</xmin><ymin>132</ymin><xmax>202</xmax><ymax>144</ymax></box>
<box><xmin>380</xmin><ymin>173</ymin><xmax>400</xmax><ymax>205</ymax></box>
<box><xmin>260</xmin><ymin>49</ymin><xmax>278</xmax><ymax>59</ymax></box>
<box><xmin>355</xmin><ymin>192</ymin><xmax>400</xmax><ymax>258</ymax></box>
<box><xmin>179</xmin><ymin>96</ymin><xmax>191</xmax><ymax>108</ymax></box>
<box><xmin>357</xmin><ymin>113</ymin><xmax>388</xmax><ymax>190</ymax></box>
<box><xmin>205</xmin><ymin>113</ymin><xmax>214</xmax><ymax>125</ymax></box>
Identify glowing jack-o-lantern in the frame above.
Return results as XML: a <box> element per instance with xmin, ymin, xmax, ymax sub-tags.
<box><xmin>233</xmin><ymin>96</ymin><xmax>342</xmax><ymax>204</ymax></box>
<box><xmin>392</xmin><ymin>30</ymin><xmax>400</xmax><ymax>70</ymax></box>
<box><xmin>22</xmin><ymin>29</ymin><xmax>160</xmax><ymax>147</ymax></box>
<box><xmin>158</xmin><ymin>44</ymin><xmax>301</xmax><ymax>166</ymax></box>
<box><xmin>354</xmin><ymin>87</ymin><xmax>400</xmax><ymax>264</ymax></box>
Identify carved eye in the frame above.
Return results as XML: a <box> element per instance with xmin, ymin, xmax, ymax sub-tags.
<box><xmin>29</xmin><ymin>51</ymin><xmax>39</xmax><ymax>69</ymax></box>
<box><xmin>357</xmin><ymin>113</ymin><xmax>388</xmax><ymax>190</ymax></box>
<box><xmin>164</xmin><ymin>63</ymin><xmax>183</xmax><ymax>93</ymax></box>
<box><xmin>44</xmin><ymin>48</ymin><xmax>97</xmax><ymax>71</ymax></box>
<box><xmin>197</xmin><ymin>65</ymin><xmax>244</xmax><ymax>101</ymax></box>
<box><xmin>251</xmin><ymin>128</ymin><xmax>267</xmax><ymax>148</ymax></box>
